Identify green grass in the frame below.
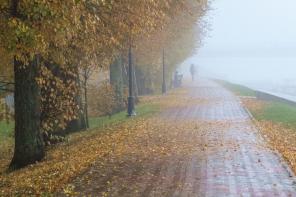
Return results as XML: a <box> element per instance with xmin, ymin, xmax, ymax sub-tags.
<box><xmin>0</xmin><ymin>102</ymin><xmax>160</xmax><ymax>141</ymax></box>
<box><xmin>0</xmin><ymin>121</ymin><xmax>14</xmax><ymax>156</ymax></box>
<box><xmin>218</xmin><ymin>80</ymin><xmax>296</xmax><ymax>128</ymax></box>
<box><xmin>0</xmin><ymin>121</ymin><xmax>14</xmax><ymax>138</ymax></box>
<box><xmin>216</xmin><ymin>80</ymin><xmax>256</xmax><ymax>97</ymax></box>
<box><xmin>89</xmin><ymin>102</ymin><xmax>160</xmax><ymax>129</ymax></box>
<box><xmin>253</xmin><ymin>101</ymin><xmax>296</xmax><ymax>129</ymax></box>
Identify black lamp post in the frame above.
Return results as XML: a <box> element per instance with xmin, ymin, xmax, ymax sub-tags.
<box><xmin>127</xmin><ymin>44</ymin><xmax>136</xmax><ymax>116</ymax></box>
<box><xmin>162</xmin><ymin>48</ymin><xmax>167</xmax><ymax>94</ymax></box>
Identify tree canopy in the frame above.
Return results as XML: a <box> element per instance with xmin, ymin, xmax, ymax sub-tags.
<box><xmin>0</xmin><ymin>0</ymin><xmax>208</xmax><ymax>168</ymax></box>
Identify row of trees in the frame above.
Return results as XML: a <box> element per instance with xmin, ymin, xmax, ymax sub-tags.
<box><xmin>0</xmin><ymin>0</ymin><xmax>208</xmax><ymax>169</ymax></box>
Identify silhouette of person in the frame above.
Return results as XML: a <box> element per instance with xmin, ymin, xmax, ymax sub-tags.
<box><xmin>174</xmin><ymin>70</ymin><xmax>179</xmax><ymax>87</ymax></box>
<box><xmin>190</xmin><ymin>64</ymin><xmax>196</xmax><ymax>81</ymax></box>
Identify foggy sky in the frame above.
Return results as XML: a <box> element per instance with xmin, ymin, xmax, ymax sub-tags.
<box><xmin>180</xmin><ymin>0</ymin><xmax>296</xmax><ymax>87</ymax></box>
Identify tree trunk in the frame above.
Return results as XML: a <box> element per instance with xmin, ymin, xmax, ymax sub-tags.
<box><xmin>64</xmin><ymin>69</ymin><xmax>86</xmax><ymax>133</ymax></box>
<box><xmin>133</xmin><ymin>65</ymin><xmax>139</xmax><ymax>103</ymax></box>
<box><xmin>10</xmin><ymin>56</ymin><xmax>44</xmax><ymax>170</ymax></box>
<box><xmin>84</xmin><ymin>69</ymin><xmax>89</xmax><ymax>129</ymax></box>
<box><xmin>110</xmin><ymin>57</ymin><xmax>125</xmax><ymax>112</ymax></box>
<box><xmin>65</xmin><ymin>93</ymin><xmax>86</xmax><ymax>132</ymax></box>
<box><xmin>110</xmin><ymin>58</ymin><xmax>123</xmax><ymax>92</ymax></box>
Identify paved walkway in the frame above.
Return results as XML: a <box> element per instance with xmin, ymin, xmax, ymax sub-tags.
<box><xmin>165</xmin><ymin>79</ymin><xmax>296</xmax><ymax>196</ymax></box>
<box><xmin>68</xmin><ymin>79</ymin><xmax>296</xmax><ymax>196</ymax></box>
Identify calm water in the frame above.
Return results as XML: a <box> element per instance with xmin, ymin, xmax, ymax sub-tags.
<box><xmin>181</xmin><ymin>57</ymin><xmax>296</xmax><ymax>96</ymax></box>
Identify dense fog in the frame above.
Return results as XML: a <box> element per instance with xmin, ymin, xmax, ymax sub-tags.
<box><xmin>180</xmin><ymin>0</ymin><xmax>296</xmax><ymax>96</ymax></box>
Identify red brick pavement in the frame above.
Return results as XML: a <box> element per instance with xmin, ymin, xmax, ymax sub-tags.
<box><xmin>160</xmin><ymin>79</ymin><xmax>296</xmax><ymax>196</ymax></box>
<box><xmin>67</xmin><ymin>79</ymin><xmax>296</xmax><ymax>197</ymax></box>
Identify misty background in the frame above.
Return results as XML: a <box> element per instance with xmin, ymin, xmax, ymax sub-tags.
<box><xmin>180</xmin><ymin>0</ymin><xmax>296</xmax><ymax>96</ymax></box>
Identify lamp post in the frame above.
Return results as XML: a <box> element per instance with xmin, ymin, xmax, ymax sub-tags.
<box><xmin>127</xmin><ymin>44</ymin><xmax>136</xmax><ymax>116</ymax></box>
<box><xmin>162</xmin><ymin>48</ymin><xmax>167</xmax><ymax>94</ymax></box>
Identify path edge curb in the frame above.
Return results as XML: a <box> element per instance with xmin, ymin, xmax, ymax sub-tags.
<box><xmin>242</xmin><ymin>104</ymin><xmax>296</xmax><ymax>180</ymax></box>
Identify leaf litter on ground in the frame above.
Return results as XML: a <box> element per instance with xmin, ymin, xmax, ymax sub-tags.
<box><xmin>0</xmin><ymin>88</ymin><xmax>217</xmax><ymax>196</ymax></box>
<box><xmin>243</xmin><ymin>98</ymin><xmax>296</xmax><ymax>175</ymax></box>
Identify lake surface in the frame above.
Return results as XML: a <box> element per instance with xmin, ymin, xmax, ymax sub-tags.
<box><xmin>182</xmin><ymin>56</ymin><xmax>296</xmax><ymax>96</ymax></box>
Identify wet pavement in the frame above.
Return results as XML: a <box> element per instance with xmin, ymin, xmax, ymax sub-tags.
<box><xmin>171</xmin><ymin>80</ymin><xmax>296</xmax><ymax>196</ymax></box>
<box><xmin>67</xmin><ymin>79</ymin><xmax>296</xmax><ymax>196</ymax></box>
<box><xmin>165</xmin><ymin>79</ymin><xmax>296</xmax><ymax>196</ymax></box>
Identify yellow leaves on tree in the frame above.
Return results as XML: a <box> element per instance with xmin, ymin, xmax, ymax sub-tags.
<box><xmin>133</xmin><ymin>0</ymin><xmax>208</xmax><ymax>90</ymax></box>
<box><xmin>0</xmin><ymin>0</ymin><xmax>209</xmax><ymax>132</ymax></box>
<box><xmin>38</xmin><ymin>64</ymin><xmax>81</xmax><ymax>133</ymax></box>
<box><xmin>91</xmin><ymin>81</ymin><xmax>120</xmax><ymax>117</ymax></box>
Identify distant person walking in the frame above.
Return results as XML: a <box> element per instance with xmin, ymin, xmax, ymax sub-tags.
<box><xmin>190</xmin><ymin>64</ymin><xmax>196</xmax><ymax>81</ymax></box>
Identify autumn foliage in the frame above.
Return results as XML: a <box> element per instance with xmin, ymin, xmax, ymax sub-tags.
<box><xmin>91</xmin><ymin>81</ymin><xmax>127</xmax><ymax>117</ymax></box>
<box><xmin>0</xmin><ymin>0</ymin><xmax>208</xmax><ymax>168</ymax></box>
